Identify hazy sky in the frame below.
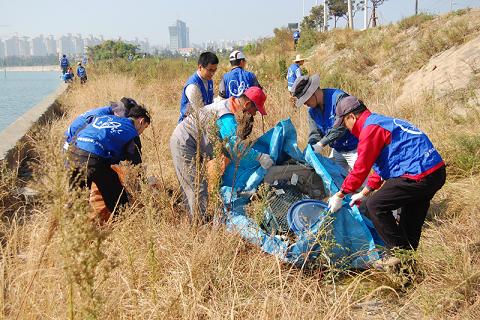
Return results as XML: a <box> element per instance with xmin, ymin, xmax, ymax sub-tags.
<box><xmin>0</xmin><ymin>0</ymin><xmax>478</xmax><ymax>45</ymax></box>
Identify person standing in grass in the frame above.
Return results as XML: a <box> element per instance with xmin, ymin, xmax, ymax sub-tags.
<box><xmin>67</xmin><ymin>105</ymin><xmax>151</xmax><ymax>214</ymax></box>
<box><xmin>287</xmin><ymin>54</ymin><xmax>305</xmax><ymax>92</ymax></box>
<box><xmin>76</xmin><ymin>62</ymin><xmax>87</xmax><ymax>84</ymax></box>
<box><xmin>293</xmin><ymin>29</ymin><xmax>301</xmax><ymax>49</ymax></box>
<box><xmin>327</xmin><ymin>96</ymin><xmax>446</xmax><ymax>268</ymax></box>
<box><xmin>60</xmin><ymin>54</ymin><xmax>70</xmax><ymax>74</ymax></box>
<box><xmin>178</xmin><ymin>51</ymin><xmax>219</xmax><ymax>123</ymax></box>
<box><xmin>219</xmin><ymin>50</ymin><xmax>261</xmax><ymax>99</ymax></box>
<box><xmin>291</xmin><ymin>74</ymin><xmax>359</xmax><ymax>171</ymax></box>
<box><xmin>170</xmin><ymin>86</ymin><xmax>273</xmax><ymax>221</ymax></box>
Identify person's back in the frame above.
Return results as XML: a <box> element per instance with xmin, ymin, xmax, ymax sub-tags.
<box><xmin>77</xmin><ymin>66</ymin><xmax>86</xmax><ymax>78</ymax></box>
<box><xmin>179</xmin><ymin>52</ymin><xmax>219</xmax><ymax>123</ymax></box>
<box><xmin>220</xmin><ymin>50</ymin><xmax>260</xmax><ymax>99</ymax></box>
<box><xmin>65</xmin><ymin>98</ymin><xmax>138</xmax><ymax>147</ymax></box>
<box><xmin>60</xmin><ymin>55</ymin><xmax>69</xmax><ymax>74</ymax></box>
<box><xmin>74</xmin><ymin>115</ymin><xmax>139</xmax><ymax>163</ymax></box>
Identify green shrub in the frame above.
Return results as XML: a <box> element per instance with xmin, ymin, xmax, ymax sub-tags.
<box><xmin>451</xmin><ymin>134</ymin><xmax>480</xmax><ymax>175</ymax></box>
<box><xmin>297</xmin><ymin>28</ymin><xmax>319</xmax><ymax>52</ymax></box>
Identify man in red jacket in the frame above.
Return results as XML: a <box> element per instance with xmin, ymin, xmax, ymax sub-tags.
<box><xmin>326</xmin><ymin>96</ymin><xmax>446</xmax><ymax>267</ymax></box>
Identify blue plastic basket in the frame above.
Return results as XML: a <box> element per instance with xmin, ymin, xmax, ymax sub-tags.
<box><xmin>287</xmin><ymin>199</ymin><xmax>328</xmax><ymax>234</ymax></box>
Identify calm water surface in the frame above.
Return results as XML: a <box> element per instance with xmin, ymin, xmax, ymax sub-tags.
<box><xmin>0</xmin><ymin>71</ymin><xmax>61</xmax><ymax>132</ymax></box>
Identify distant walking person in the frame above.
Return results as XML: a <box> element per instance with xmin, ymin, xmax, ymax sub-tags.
<box><xmin>60</xmin><ymin>54</ymin><xmax>70</xmax><ymax>75</ymax></box>
<box><xmin>77</xmin><ymin>62</ymin><xmax>87</xmax><ymax>84</ymax></box>
<box><xmin>287</xmin><ymin>54</ymin><xmax>305</xmax><ymax>92</ymax></box>
<box><xmin>178</xmin><ymin>51</ymin><xmax>219</xmax><ymax>123</ymax></box>
<box><xmin>219</xmin><ymin>50</ymin><xmax>261</xmax><ymax>99</ymax></box>
<box><xmin>293</xmin><ymin>29</ymin><xmax>301</xmax><ymax>49</ymax></box>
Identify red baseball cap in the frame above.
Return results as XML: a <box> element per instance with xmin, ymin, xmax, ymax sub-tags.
<box><xmin>244</xmin><ymin>86</ymin><xmax>267</xmax><ymax>115</ymax></box>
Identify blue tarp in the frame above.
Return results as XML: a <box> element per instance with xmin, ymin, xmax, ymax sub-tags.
<box><xmin>220</xmin><ymin>119</ymin><xmax>383</xmax><ymax>268</ymax></box>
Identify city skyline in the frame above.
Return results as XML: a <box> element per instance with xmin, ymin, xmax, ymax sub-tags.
<box><xmin>1</xmin><ymin>0</ymin><xmax>478</xmax><ymax>47</ymax></box>
<box><xmin>0</xmin><ymin>34</ymin><xmax>151</xmax><ymax>58</ymax></box>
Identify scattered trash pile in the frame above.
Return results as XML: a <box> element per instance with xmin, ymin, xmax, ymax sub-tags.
<box><xmin>220</xmin><ymin>119</ymin><xmax>383</xmax><ymax>268</ymax></box>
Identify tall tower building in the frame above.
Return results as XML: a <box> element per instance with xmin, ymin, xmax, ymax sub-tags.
<box><xmin>169</xmin><ymin>20</ymin><xmax>189</xmax><ymax>51</ymax></box>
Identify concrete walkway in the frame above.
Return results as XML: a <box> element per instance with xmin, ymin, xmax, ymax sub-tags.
<box><xmin>0</xmin><ymin>83</ymin><xmax>68</xmax><ymax>160</ymax></box>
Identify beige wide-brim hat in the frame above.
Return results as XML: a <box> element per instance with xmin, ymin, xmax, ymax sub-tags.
<box><xmin>293</xmin><ymin>54</ymin><xmax>306</xmax><ymax>62</ymax></box>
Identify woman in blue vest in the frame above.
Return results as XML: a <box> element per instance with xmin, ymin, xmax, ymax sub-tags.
<box><xmin>64</xmin><ymin>97</ymin><xmax>139</xmax><ymax>150</ymax></box>
<box><xmin>287</xmin><ymin>55</ymin><xmax>305</xmax><ymax>92</ymax></box>
<box><xmin>219</xmin><ymin>50</ymin><xmax>261</xmax><ymax>99</ymax></box>
<box><xmin>178</xmin><ymin>52</ymin><xmax>219</xmax><ymax>123</ymax></box>
<box><xmin>291</xmin><ymin>74</ymin><xmax>359</xmax><ymax>171</ymax></box>
<box><xmin>67</xmin><ymin>105</ymin><xmax>151</xmax><ymax>214</ymax></box>
<box><xmin>327</xmin><ymin>96</ymin><xmax>446</xmax><ymax>268</ymax></box>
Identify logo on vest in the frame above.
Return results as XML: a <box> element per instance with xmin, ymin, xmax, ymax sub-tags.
<box><xmin>92</xmin><ymin>117</ymin><xmax>123</xmax><ymax>134</ymax></box>
<box><xmin>228</xmin><ymin>80</ymin><xmax>247</xmax><ymax>97</ymax></box>
<box><xmin>393</xmin><ymin>119</ymin><xmax>422</xmax><ymax>135</ymax></box>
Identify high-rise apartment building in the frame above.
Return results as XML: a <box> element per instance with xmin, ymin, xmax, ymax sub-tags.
<box><xmin>45</xmin><ymin>35</ymin><xmax>57</xmax><ymax>55</ymax></box>
<box><xmin>31</xmin><ymin>35</ymin><xmax>47</xmax><ymax>56</ymax></box>
<box><xmin>5</xmin><ymin>36</ymin><xmax>20</xmax><ymax>57</ymax></box>
<box><xmin>0</xmin><ymin>40</ymin><xmax>5</xmax><ymax>58</ymax></box>
<box><xmin>169</xmin><ymin>20</ymin><xmax>189</xmax><ymax>51</ymax></box>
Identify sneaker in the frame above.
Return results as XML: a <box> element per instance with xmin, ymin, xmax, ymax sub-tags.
<box><xmin>372</xmin><ymin>256</ymin><xmax>401</xmax><ymax>271</ymax></box>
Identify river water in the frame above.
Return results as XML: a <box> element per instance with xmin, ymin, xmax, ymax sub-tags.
<box><xmin>0</xmin><ymin>71</ymin><xmax>61</xmax><ymax>132</ymax></box>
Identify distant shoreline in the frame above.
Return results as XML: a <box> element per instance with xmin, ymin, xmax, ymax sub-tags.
<box><xmin>3</xmin><ymin>65</ymin><xmax>59</xmax><ymax>72</ymax></box>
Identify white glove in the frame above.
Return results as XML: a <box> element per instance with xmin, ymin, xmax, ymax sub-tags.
<box><xmin>328</xmin><ymin>194</ymin><xmax>344</xmax><ymax>213</ymax></box>
<box><xmin>258</xmin><ymin>153</ymin><xmax>274</xmax><ymax>169</ymax></box>
<box><xmin>313</xmin><ymin>142</ymin><xmax>324</xmax><ymax>154</ymax></box>
<box><xmin>349</xmin><ymin>192</ymin><xmax>366</xmax><ymax>207</ymax></box>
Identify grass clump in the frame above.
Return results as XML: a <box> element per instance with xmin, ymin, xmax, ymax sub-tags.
<box><xmin>397</xmin><ymin>13</ymin><xmax>435</xmax><ymax>30</ymax></box>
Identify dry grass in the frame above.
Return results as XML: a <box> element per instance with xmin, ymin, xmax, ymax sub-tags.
<box><xmin>1</xmin><ymin>9</ymin><xmax>480</xmax><ymax>319</ymax></box>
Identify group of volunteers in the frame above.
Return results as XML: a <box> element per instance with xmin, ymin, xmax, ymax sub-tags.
<box><xmin>64</xmin><ymin>49</ymin><xmax>446</xmax><ymax>269</ymax></box>
<box><xmin>60</xmin><ymin>54</ymin><xmax>88</xmax><ymax>84</ymax></box>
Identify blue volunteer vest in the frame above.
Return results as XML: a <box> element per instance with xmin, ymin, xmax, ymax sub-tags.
<box><xmin>308</xmin><ymin>89</ymin><xmax>358</xmax><ymax>152</ymax></box>
<box><xmin>293</xmin><ymin>31</ymin><xmax>300</xmax><ymax>40</ymax></box>
<box><xmin>60</xmin><ymin>58</ymin><xmax>69</xmax><ymax>67</ymax></box>
<box><xmin>222</xmin><ymin>67</ymin><xmax>257</xmax><ymax>98</ymax></box>
<box><xmin>179</xmin><ymin>73</ymin><xmax>214</xmax><ymax>123</ymax></box>
<box><xmin>287</xmin><ymin>63</ymin><xmax>300</xmax><ymax>88</ymax></box>
<box><xmin>65</xmin><ymin>106</ymin><xmax>112</xmax><ymax>143</ymax></box>
<box><xmin>74</xmin><ymin>115</ymin><xmax>138</xmax><ymax>163</ymax></box>
<box><xmin>77</xmin><ymin>66</ymin><xmax>86</xmax><ymax>77</ymax></box>
<box><xmin>363</xmin><ymin>113</ymin><xmax>443</xmax><ymax>179</ymax></box>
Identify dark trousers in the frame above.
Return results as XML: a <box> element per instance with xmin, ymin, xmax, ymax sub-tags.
<box><xmin>365</xmin><ymin>166</ymin><xmax>446</xmax><ymax>250</ymax></box>
<box><xmin>68</xmin><ymin>150</ymin><xmax>128</xmax><ymax>213</ymax></box>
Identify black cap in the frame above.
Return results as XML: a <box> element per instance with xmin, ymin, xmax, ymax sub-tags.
<box><xmin>333</xmin><ymin>96</ymin><xmax>367</xmax><ymax>128</ymax></box>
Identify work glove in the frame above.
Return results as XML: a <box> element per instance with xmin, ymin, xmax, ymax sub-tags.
<box><xmin>327</xmin><ymin>194</ymin><xmax>344</xmax><ymax>213</ymax></box>
<box><xmin>349</xmin><ymin>192</ymin><xmax>366</xmax><ymax>207</ymax></box>
<box><xmin>258</xmin><ymin>153</ymin><xmax>274</xmax><ymax>170</ymax></box>
<box><xmin>313</xmin><ymin>142</ymin><xmax>324</xmax><ymax>154</ymax></box>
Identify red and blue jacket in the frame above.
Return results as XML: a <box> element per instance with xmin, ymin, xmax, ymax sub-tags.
<box><xmin>341</xmin><ymin>110</ymin><xmax>444</xmax><ymax>194</ymax></box>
